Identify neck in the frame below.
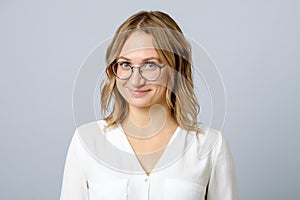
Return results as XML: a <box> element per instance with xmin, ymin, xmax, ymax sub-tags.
<box><xmin>129</xmin><ymin>106</ymin><xmax>152</xmax><ymax>126</ymax></box>
<box><xmin>121</xmin><ymin>103</ymin><xmax>178</xmax><ymax>138</ymax></box>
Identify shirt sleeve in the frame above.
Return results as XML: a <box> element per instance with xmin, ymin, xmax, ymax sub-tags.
<box><xmin>206</xmin><ymin>134</ymin><xmax>238</xmax><ymax>200</ymax></box>
<box><xmin>60</xmin><ymin>130</ymin><xmax>89</xmax><ymax>200</ymax></box>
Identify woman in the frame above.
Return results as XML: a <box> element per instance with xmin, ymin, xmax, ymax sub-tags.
<box><xmin>60</xmin><ymin>11</ymin><xmax>238</xmax><ymax>200</ymax></box>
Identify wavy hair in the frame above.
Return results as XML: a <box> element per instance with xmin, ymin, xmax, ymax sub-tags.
<box><xmin>100</xmin><ymin>10</ymin><xmax>202</xmax><ymax>133</ymax></box>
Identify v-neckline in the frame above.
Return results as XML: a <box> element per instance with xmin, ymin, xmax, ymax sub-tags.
<box><xmin>116</xmin><ymin>123</ymin><xmax>180</xmax><ymax>177</ymax></box>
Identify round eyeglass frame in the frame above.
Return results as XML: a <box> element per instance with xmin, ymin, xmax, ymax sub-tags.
<box><xmin>110</xmin><ymin>62</ymin><xmax>166</xmax><ymax>81</ymax></box>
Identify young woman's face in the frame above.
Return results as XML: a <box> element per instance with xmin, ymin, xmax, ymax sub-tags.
<box><xmin>115</xmin><ymin>31</ymin><xmax>169</xmax><ymax>109</ymax></box>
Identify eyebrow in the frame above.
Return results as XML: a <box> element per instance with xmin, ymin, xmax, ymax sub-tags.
<box><xmin>117</xmin><ymin>56</ymin><xmax>162</xmax><ymax>62</ymax></box>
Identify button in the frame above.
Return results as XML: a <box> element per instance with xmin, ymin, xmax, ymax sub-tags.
<box><xmin>144</xmin><ymin>178</ymin><xmax>148</xmax><ymax>182</ymax></box>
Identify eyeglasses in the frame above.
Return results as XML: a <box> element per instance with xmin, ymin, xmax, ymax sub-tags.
<box><xmin>111</xmin><ymin>61</ymin><xmax>165</xmax><ymax>81</ymax></box>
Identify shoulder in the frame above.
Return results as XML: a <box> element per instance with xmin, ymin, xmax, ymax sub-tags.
<box><xmin>74</xmin><ymin>119</ymin><xmax>118</xmax><ymax>137</ymax></box>
<box><xmin>192</xmin><ymin>124</ymin><xmax>225</xmax><ymax>159</ymax></box>
<box><xmin>73</xmin><ymin>120</ymin><xmax>114</xmax><ymax>147</ymax></box>
<box><xmin>75</xmin><ymin>120</ymin><xmax>108</xmax><ymax>134</ymax></box>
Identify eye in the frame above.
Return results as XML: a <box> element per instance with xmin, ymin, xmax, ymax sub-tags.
<box><xmin>144</xmin><ymin>62</ymin><xmax>158</xmax><ymax>69</ymax></box>
<box><xmin>118</xmin><ymin>62</ymin><xmax>131</xmax><ymax>69</ymax></box>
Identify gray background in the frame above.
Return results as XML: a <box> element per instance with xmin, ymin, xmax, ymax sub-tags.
<box><xmin>0</xmin><ymin>0</ymin><xmax>299</xmax><ymax>199</ymax></box>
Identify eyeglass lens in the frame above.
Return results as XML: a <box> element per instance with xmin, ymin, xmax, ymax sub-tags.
<box><xmin>112</xmin><ymin>62</ymin><xmax>162</xmax><ymax>81</ymax></box>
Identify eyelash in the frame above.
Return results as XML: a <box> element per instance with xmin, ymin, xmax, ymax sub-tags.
<box><xmin>119</xmin><ymin>61</ymin><xmax>130</xmax><ymax>66</ymax></box>
<box><xmin>118</xmin><ymin>61</ymin><xmax>157</xmax><ymax>66</ymax></box>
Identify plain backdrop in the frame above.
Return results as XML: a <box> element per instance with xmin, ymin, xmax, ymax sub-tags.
<box><xmin>0</xmin><ymin>0</ymin><xmax>299</xmax><ymax>199</ymax></box>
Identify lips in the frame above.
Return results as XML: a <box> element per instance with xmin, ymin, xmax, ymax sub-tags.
<box><xmin>129</xmin><ymin>89</ymin><xmax>151</xmax><ymax>96</ymax></box>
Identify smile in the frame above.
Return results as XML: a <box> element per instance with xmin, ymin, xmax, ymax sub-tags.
<box><xmin>129</xmin><ymin>89</ymin><xmax>151</xmax><ymax>96</ymax></box>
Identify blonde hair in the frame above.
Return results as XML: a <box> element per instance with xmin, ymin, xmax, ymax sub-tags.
<box><xmin>101</xmin><ymin>10</ymin><xmax>202</xmax><ymax>133</ymax></box>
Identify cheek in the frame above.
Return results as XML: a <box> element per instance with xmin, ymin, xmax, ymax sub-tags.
<box><xmin>152</xmin><ymin>80</ymin><xmax>168</xmax><ymax>96</ymax></box>
<box><xmin>116</xmin><ymin>80</ymin><xmax>121</xmax><ymax>89</ymax></box>
<box><xmin>116</xmin><ymin>80</ymin><xmax>128</xmax><ymax>98</ymax></box>
<box><xmin>154</xmin><ymin>71</ymin><xmax>170</xmax><ymax>89</ymax></box>
<box><xmin>116</xmin><ymin>79</ymin><xmax>126</xmax><ymax>89</ymax></box>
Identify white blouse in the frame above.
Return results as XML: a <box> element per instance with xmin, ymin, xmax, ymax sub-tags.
<box><xmin>60</xmin><ymin>120</ymin><xmax>238</xmax><ymax>200</ymax></box>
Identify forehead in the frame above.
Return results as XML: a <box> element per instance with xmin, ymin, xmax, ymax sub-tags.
<box><xmin>119</xmin><ymin>31</ymin><xmax>159</xmax><ymax>59</ymax></box>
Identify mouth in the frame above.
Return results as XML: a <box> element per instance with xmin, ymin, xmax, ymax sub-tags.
<box><xmin>129</xmin><ymin>89</ymin><xmax>151</xmax><ymax>96</ymax></box>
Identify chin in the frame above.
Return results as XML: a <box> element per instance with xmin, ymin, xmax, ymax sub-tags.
<box><xmin>128</xmin><ymin>101</ymin><xmax>152</xmax><ymax>108</ymax></box>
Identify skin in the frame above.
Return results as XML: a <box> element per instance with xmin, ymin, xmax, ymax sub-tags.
<box><xmin>116</xmin><ymin>32</ymin><xmax>168</xmax><ymax>116</ymax></box>
<box><xmin>115</xmin><ymin>31</ymin><xmax>178</xmax><ymax>175</ymax></box>
<box><xmin>116</xmin><ymin>31</ymin><xmax>176</xmax><ymax>128</ymax></box>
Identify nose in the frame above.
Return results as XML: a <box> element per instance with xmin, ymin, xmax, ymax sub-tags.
<box><xmin>129</xmin><ymin>67</ymin><xmax>146</xmax><ymax>86</ymax></box>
